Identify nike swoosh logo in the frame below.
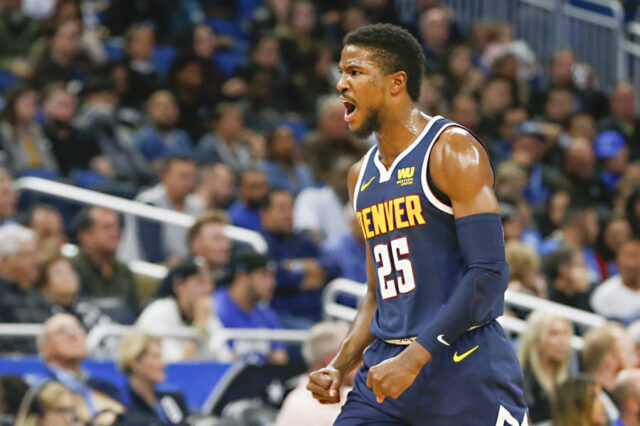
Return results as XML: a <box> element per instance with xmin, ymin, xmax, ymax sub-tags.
<box><xmin>360</xmin><ymin>176</ymin><xmax>376</xmax><ymax>192</ymax></box>
<box><xmin>437</xmin><ymin>334</ymin><xmax>450</xmax><ymax>346</ymax></box>
<box><xmin>453</xmin><ymin>345</ymin><xmax>479</xmax><ymax>363</ymax></box>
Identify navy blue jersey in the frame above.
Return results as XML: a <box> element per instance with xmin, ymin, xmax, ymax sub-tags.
<box><xmin>353</xmin><ymin>115</ymin><xmax>503</xmax><ymax>341</ymax></box>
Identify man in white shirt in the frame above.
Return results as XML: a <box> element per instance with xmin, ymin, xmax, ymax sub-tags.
<box><xmin>136</xmin><ymin>259</ymin><xmax>232</xmax><ymax>362</ymax></box>
<box><xmin>275</xmin><ymin>321</ymin><xmax>352</xmax><ymax>426</ymax></box>
<box><xmin>592</xmin><ymin>240</ymin><xmax>640</xmax><ymax>321</ymax></box>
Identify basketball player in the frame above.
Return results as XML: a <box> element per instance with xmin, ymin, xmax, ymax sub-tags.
<box><xmin>307</xmin><ymin>24</ymin><xmax>529</xmax><ymax>425</ymax></box>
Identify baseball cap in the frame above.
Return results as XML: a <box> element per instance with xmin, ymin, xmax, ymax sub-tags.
<box><xmin>594</xmin><ymin>130</ymin><xmax>626</xmax><ymax>158</ymax></box>
<box><xmin>169</xmin><ymin>258</ymin><xmax>206</xmax><ymax>282</ymax></box>
<box><xmin>231</xmin><ymin>250</ymin><xmax>274</xmax><ymax>274</ymax></box>
<box><xmin>515</xmin><ymin>121</ymin><xmax>546</xmax><ymax>139</ymax></box>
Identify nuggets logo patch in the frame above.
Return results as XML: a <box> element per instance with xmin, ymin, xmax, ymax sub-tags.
<box><xmin>396</xmin><ymin>167</ymin><xmax>415</xmax><ymax>186</ymax></box>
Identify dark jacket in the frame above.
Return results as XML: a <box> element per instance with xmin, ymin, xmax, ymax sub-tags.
<box><xmin>120</xmin><ymin>383</ymin><xmax>189</xmax><ymax>425</ymax></box>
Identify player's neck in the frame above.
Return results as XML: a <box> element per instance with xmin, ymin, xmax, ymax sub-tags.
<box><xmin>376</xmin><ymin>105</ymin><xmax>428</xmax><ymax>169</ymax></box>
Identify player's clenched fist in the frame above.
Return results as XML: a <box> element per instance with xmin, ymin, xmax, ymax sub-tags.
<box><xmin>366</xmin><ymin>355</ymin><xmax>420</xmax><ymax>403</ymax></box>
<box><xmin>307</xmin><ymin>366</ymin><xmax>344</xmax><ymax>404</ymax></box>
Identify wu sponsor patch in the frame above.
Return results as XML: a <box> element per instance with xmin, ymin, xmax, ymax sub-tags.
<box><xmin>396</xmin><ymin>167</ymin><xmax>415</xmax><ymax>186</ymax></box>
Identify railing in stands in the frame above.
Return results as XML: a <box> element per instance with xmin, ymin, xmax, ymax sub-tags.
<box><xmin>15</xmin><ymin>177</ymin><xmax>268</xmax><ymax>254</ymax></box>
<box><xmin>443</xmin><ymin>0</ymin><xmax>626</xmax><ymax>91</ymax></box>
<box><xmin>625</xmin><ymin>22</ymin><xmax>640</xmax><ymax>111</ymax></box>
<box><xmin>322</xmin><ymin>278</ymin><xmax>600</xmax><ymax>350</ymax></box>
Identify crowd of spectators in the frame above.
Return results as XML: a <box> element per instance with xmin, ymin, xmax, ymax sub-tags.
<box><xmin>0</xmin><ymin>0</ymin><xmax>637</xmax><ymax>424</ymax></box>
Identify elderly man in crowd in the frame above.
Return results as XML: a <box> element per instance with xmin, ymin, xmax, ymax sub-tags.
<box><xmin>35</xmin><ymin>313</ymin><xmax>124</xmax><ymax>423</ymax></box>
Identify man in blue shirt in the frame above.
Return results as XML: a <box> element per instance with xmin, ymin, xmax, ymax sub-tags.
<box><xmin>214</xmin><ymin>250</ymin><xmax>288</xmax><ymax>364</ymax></box>
<box><xmin>612</xmin><ymin>370</ymin><xmax>640</xmax><ymax>426</ymax></box>
<box><xmin>228</xmin><ymin>168</ymin><xmax>268</xmax><ymax>232</ymax></box>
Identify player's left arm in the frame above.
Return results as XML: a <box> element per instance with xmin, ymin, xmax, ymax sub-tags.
<box><xmin>367</xmin><ymin>127</ymin><xmax>507</xmax><ymax>402</ymax></box>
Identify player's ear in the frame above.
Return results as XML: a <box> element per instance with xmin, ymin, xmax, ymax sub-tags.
<box><xmin>389</xmin><ymin>71</ymin><xmax>408</xmax><ymax>97</ymax></box>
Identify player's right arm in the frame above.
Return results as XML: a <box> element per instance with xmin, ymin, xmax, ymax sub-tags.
<box><xmin>307</xmin><ymin>159</ymin><xmax>377</xmax><ymax>404</ymax></box>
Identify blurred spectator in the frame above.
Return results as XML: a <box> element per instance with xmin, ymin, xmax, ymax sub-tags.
<box><xmin>613</xmin><ymin>369</ymin><xmax>640</xmax><ymax>426</ymax></box>
<box><xmin>537</xmin><ymin>189</ymin><xmax>571</xmax><ymax>239</ymax></box>
<box><xmin>600</xmin><ymin>83</ymin><xmax>640</xmax><ymax>160</ymax></box>
<box><xmin>595</xmin><ymin>130</ymin><xmax>630</xmax><ymax>191</ymax></box>
<box><xmin>229</xmin><ymin>168</ymin><xmax>268</xmax><ymax>232</ymax></box>
<box><xmin>292</xmin><ymin>45</ymin><xmax>336</xmax><ymax>121</ymax></box>
<box><xmin>260</xmin><ymin>189</ymin><xmax>331</xmax><ymax>328</ymax></box>
<box><xmin>120</xmin><ymin>156</ymin><xmax>205</xmax><ymax>264</ymax></box>
<box><xmin>418</xmin><ymin>7</ymin><xmax>451</xmax><ymax>74</ymax></box>
<box><xmin>595</xmin><ymin>214</ymin><xmax>632</xmax><ymax>280</ymax></box>
<box><xmin>118</xmin><ymin>332</ymin><xmax>189</xmax><ymax>424</ymax></box>
<box><xmin>304</xmin><ymin>96</ymin><xmax>367</xmax><ymax>184</ymax></box>
<box><xmin>568</xmin><ymin>112</ymin><xmax>597</xmax><ymax>141</ymax></box>
<box><xmin>294</xmin><ymin>155</ymin><xmax>352</xmax><ymax>242</ymax></box>
<box><xmin>14</xmin><ymin>381</ymin><xmax>76</xmax><ymax>426</ymax></box>
<box><xmin>538</xmin><ymin>207</ymin><xmax>601</xmax><ymax>283</ymax></box>
<box><xmin>75</xmin><ymin>77</ymin><xmax>153</xmax><ymax>188</ymax></box>
<box><xmin>187</xmin><ymin>210</ymin><xmax>232</xmax><ymax>278</ymax></box>
<box><xmin>0</xmin><ymin>0</ymin><xmax>39</xmax><ymax>74</ymax></box>
<box><xmin>0</xmin><ymin>84</ymin><xmax>58</xmax><ymax>175</ymax></box>
<box><xmin>418</xmin><ymin>75</ymin><xmax>447</xmax><ymax>117</ymax></box>
<box><xmin>121</xmin><ymin>24</ymin><xmax>162</xmax><ymax>109</ymax></box>
<box><xmin>0</xmin><ymin>169</ymin><xmax>16</xmax><ymax>226</ymax></box>
<box><xmin>214</xmin><ymin>250</ymin><xmax>288</xmax><ymax>364</ymax></box>
<box><xmin>448</xmin><ymin>94</ymin><xmax>480</xmax><ymax>134</ymax></box>
<box><xmin>495</xmin><ymin>161</ymin><xmax>528</xmax><ymax>200</ymax></box>
<box><xmin>488</xmin><ymin>106</ymin><xmax>528</xmax><ymax>163</ymax></box>
<box><xmin>194</xmin><ymin>163</ymin><xmax>235</xmax><ymax>210</ymax></box>
<box><xmin>39</xmin><ymin>255</ymin><xmax>114</xmax><ymax>333</ymax></box>
<box><xmin>478</xmin><ymin>77</ymin><xmax>513</xmax><ymax>142</ymax></box>
<box><xmin>235</xmin><ymin>34</ymin><xmax>295</xmax><ymax>113</ymax></box>
<box><xmin>591</xmin><ymin>240</ymin><xmax>640</xmax><ymax>321</ymax></box>
<box><xmin>72</xmin><ymin>207</ymin><xmax>138</xmax><ymax>309</ymax></box>
<box><xmin>442</xmin><ymin>45</ymin><xmax>484</xmax><ymax>101</ymax></box>
<box><xmin>275</xmin><ymin>321</ymin><xmax>350</xmax><ymax>426</ymax></box>
<box><xmin>22</xmin><ymin>204</ymin><xmax>66</xmax><ymax>264</ymax></box>
<box><xmin>35</xmin><ymin>313</ymin><xmax>124</xmax><ymax>423</ymax></box>
<box><xmin>0</xmin><ymin>375</ymin><xmax>29</xmax><ymax>422</ymax></box>
<box><xmin>562</xmin><ymin>137</ymin><xmax>609</xmax><ymax>208</ymax></box>
<box><xmin>135</xmin><ymin>90</ymin><xmax>193</xmax><ymax>168</ymax></box>
<box><xmin>505</xmin><ymin>241</ymin><xmax>545</xmax><ymax>299</ymax></box>
<box><xmin>188</xmin><ymin>25</ymin><xmax>227</xmax><ymax>102</ymax></box>
<box><xmin>543</xmin><ymin>85</ymin><xmax>577</xmax><ymax>128</ymax></box>
<box><xmin>583</xmin><ymin>323</ymin><xmax>638</xmax><ymax>422</ymax></box>
<box><xmin>518</xmin><ymin>310</ymin><xmax>571</xmax><ymax>423</ymax></box>
<box><xmin>103</xmin><ymin>0</ymin><xmax>166</xmax><ymax>40</ymax></box>
<box><xmin>197</xmin><ymin>102</ymin><xmax>254</xmax><ymax>175</ymax></box>
<box><xmin>0</xmin><ymin>224</ymin><xmax>51</xmax><ymax>351</ymax></box>
<box><xmin>168</xmin><ymin>54</ymin><xmax>210</xmax><ymax>141</ymax></box>
<box><xmin>31</xmin><ymin>21</ymin><xmax>96</xmax><ymax>88</ymax></box>
<box><xmin>261</xmin><ymin>125</ymin><xmax>314</xmax><ymax>195</ymax></box>
<box><xmin>543</xmin><ymin>245</ymin><xmax>592</xmax><ymax>311</ymax></box>
<box><xmin>552</xmin><ymin>375</ymin><xmax>607</xmax><ymax>426</ymax></box>
<box><xmin>41</xmin><ymin>83</ymin><xmax>108</xmax><ymax>179</ymax></box>
<box><xmin>136</xmin><ymin>259</ymin><xmax>232</xmax><ymax>362</ymax></box>
<box><xmin>322</xmin><ymin>207</ymin><xmax>367</xmax><ymax>284</ymax></box>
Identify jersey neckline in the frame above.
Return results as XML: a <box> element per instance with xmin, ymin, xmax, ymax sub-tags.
<box><xmin>373</xmin><ymin>114</ymin><xmax>442</xmax><ymax>183</ymax></box>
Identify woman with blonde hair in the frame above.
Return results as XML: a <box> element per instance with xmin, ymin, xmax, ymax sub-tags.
<box><xmin>552</xmin><ymin>375</ymin><xmax>607</xmax><ymax>426</ymax></box>
<box><xmin>15</xmin><ymin>380</ymin><xmax>77</xmax><ymax>426</ymax></box>
<box><xmin>518</xmin><ymin>310</ymin><xmax>572</xmax><ymax>423</ymax></box>
<box><xmin>118</xmin><ymin>331</ymin><xmax>189</xmax><ymax>424</ymax></box>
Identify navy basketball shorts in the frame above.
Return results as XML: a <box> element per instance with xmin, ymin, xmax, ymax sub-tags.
<box><xmin>334</xmin><ymin>321</ymin><xmax>529</xmax><ymax>425</ymax></box>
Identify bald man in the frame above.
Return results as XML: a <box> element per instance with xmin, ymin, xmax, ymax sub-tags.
<box><xmin>613</xmin><ymin>369</ymin><xmax>640</xmax><ymax>426</ymax></box>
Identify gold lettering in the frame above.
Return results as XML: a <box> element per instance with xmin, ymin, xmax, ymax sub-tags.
<box><xmin>356</xmin><ymin>211</ymin><xmax>367</xmax><ymax>239</ymax></box>
<box><xmin>405</xmin><ymin>195</ymin><xmax>427</xmax><ymax>226</ymax></box>
<box><xmin>394</xmin><ymin>198</ymin><xmax>409</xmax><ymax>229</ymax></box>
<box><xmin>384</xmin><ymin>201</ymin><xmax>395</xmax><ymax>232</ymax></box>
<box><xmin>361</xmin><ymin>207</ymin><xmax>374</xmax><ymax>239</ymax></box>
<box><xmin>370</xmin><ymin>203</ymin><xmax>387</xmax><ymax>236</ymax></box>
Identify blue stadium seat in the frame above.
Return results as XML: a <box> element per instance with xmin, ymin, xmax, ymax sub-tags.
<box><xmin>152</xmin><ymin>45</ymin><xmax>177</xmax><ymax>75</ymax></box>
<box><xmin>0</xmin><ymin>71</ymin><xmax>17</xmax><ymax>93</ymax></box>
<box><xmin>214</xmin><ymin>51</ymin><xmax>245</xmax><ymax>78</ymax></box>
<box><xmin>206</xmin><ymin>18</ymin><xmax>249</xmax><ymax>44</ymax></box>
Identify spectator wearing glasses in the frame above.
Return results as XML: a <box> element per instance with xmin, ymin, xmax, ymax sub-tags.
<box><xmin>34</xmin><ymin>313</ymin><xmax>123</xmax><ymax>424</ymax></box>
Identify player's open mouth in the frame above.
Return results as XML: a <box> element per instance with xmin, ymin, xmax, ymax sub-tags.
<box><xmin>341</xmin><ymin>99</ymin><xmax>357</xmax><ymax>122</ymax></box>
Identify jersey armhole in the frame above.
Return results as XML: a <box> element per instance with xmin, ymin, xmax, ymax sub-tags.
<box><xmin>352</xmin><ymin>146</ymin><xmax>376</xmax><ymax>211</ymax></box>
<box><xmin>420</xmin><ymin>123</ymin><xmax>495</xmax><ymax>215</ymax></box>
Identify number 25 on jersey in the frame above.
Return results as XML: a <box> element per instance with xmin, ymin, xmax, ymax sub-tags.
<box><xmin>373</xmin><ymin>236</ymin><xmax>416</xmax><ymax>300</ymax></box>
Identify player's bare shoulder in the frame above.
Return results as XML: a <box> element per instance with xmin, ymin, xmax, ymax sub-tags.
<box><xmin>429</xmin><ymin>126</ymin><xmax>493</xmax><ymax>197</ymax></box>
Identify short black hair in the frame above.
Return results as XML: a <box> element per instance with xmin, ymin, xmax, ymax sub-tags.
<box><xmin>542</xmin><ymin>245</ymin><xmax>578</xmax><ymax>282</ymax></box>
<box><xmin>343</xmin><ymin>23</ymin><xmax>425</xmax><ymax>101</ymax></box>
